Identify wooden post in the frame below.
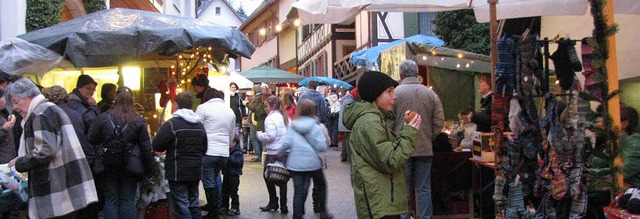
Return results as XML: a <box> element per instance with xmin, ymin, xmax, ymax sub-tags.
<box><xmin>603</xmin><ymin>0</ymin><xmax>623</xmax><ymax>191</ymax></box>
<box><xmin>489</xmin><ymin>0</ymin><xmax>498</xmax><ymax>93</ymax></box>
<box><xmin>604</xmin><ymin>0</ymin><xmax>620</xmax><ymax>127</ymax></box>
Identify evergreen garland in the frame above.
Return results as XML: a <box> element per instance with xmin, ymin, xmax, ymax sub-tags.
<box><xmin>582</xmin><ymin>0</ymin><xmax>622</xmax><ymax>194</ymax></box>
<box><xmin>83</xmin><ymin>0</ymin><xmax>106</xmax><ymax>14</ymax></box>
<box><xmin>26</xmin><ymin>0</ymin><xmax>65</xmax><ymax>32</ymax></box>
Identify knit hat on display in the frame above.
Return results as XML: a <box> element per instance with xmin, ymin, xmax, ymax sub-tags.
<box><xmin>192</xmin><ymin>74</ymin><xmax>209</xmax><ymax>87</ymax></box>
<box><xmin>357</xmin><ymin>71</ymin><xmax>399</xmax><ymax>103</ymax></box>
<box><xmin>76</xmin><ymin>75</ymin><xmax>97</xmax><ymax>89</ymax></box>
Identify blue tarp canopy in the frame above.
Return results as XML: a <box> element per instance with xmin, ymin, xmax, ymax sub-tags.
<box><xmin>349</xmin><ymin>35</ymin><xmax>444</xmax><ymax>67</ymax></box>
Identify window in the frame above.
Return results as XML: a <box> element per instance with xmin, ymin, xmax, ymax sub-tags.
<box><xmin>301</xmin><ymin>24</ymin><xmax>318</xmax><ymax>41</ymax></box>
<box><xmin>247</xmin><ymin>32</ymin><xmax>256</xmax><ymax>47</ymax></box>
<box><xmin>418</xmin><ymin>12</ymin><xmax>437</xmax><ymax>37</ymax></box>
<box><xmin>311</xmin><ymin>60</ymin><xmax>317</xmax><ymax>76</ymax></box>
<box><xmin>235</xmin><ymin>58</ymin><xmax>241</xmax><ymax>71</ymax></box>
<box><xmin>316</xmin><ymin>53</ymin><xmax>326</xmax><ymax>76</ymax></box>
<box><xmin>343</xmin><ymin>46</ymin><xmax>356</xmax><ymax>58</ymax></box>
<box><xmin>307</xmin><ymin>65</ymin><xmax>312</xmax><ymax>77</ymax></box>
<box><xmin>215</xmin><ymin>7</ymin><xmax>221</xmax><ymax>15</ymax></box>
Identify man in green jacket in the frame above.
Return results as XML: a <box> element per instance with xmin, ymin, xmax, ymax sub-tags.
<box><xmin>246</xmin><ymin>85</ymin><xmax>268</xmax><ymax>162</ymax></box>
<box><xmin>343</xmin><ymin>71</ymin><xmax>422</xmax><ymax>219</ymax></box>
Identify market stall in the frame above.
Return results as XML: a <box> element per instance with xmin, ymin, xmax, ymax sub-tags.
<box><xmin>15</xmin><ymin>7</ymin><xmax>255</xmax><ymax>132</ymax></box>
<box><xmin>349</xmin><ymin>34</ymin><xmax>492</xmax><ymax>120</ymax></box>
<box><xmin>9</xmin><ymin>8</ymin><xmax>256</xmax><ymax>216</ymax></box>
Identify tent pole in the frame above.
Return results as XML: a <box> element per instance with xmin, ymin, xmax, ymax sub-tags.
<box><xmin>489</xmin><ymin>0</ymin><xmax>498</xmax><ymax>93</ymax></box>
<box><xmin>117</xmin><ymin>65</ymin><xmax>125</xmax><ymax>87</ymax></box>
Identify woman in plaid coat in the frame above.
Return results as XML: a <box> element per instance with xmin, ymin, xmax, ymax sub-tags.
<box><xmin>7</xmin><ymin>78</ymin><xmax>98</xmax><ymax>219</ymax></box>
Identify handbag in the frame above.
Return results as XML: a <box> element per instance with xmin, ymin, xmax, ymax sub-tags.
<box><xmin>125</xmin><ymin>144</ymin><xmax>144</xmax><ymax>176</ymax></box>
<box><xmin>265</xmin><ymin>162</ymin><xmax>290</xmax><ymax>186</ymax></box>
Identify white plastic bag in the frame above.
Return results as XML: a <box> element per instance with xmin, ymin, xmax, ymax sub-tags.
<box><xmin>0</xmin><ymin>38</ymin><xmax>63</xmax><ymax>76</ymax></box>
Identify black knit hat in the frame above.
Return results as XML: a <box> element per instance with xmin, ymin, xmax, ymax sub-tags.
<box><xmin>192</xmin><ymin>74</ymin><xmax>209</xmax><ymax>87</ymax></box>
<box><xmin>76</xmin><ymin>75</ymin><xmax>97</xmax><ymax>89</ymax></box>
<box><xmin>0</xmin><ymin>72</ymin><xmax>11</xmax><ymax>82</ymax></box>
<box><xmin>357</xmin><ymin>71</ymin><xmax>399</xmax><ymax>103</ymax></box>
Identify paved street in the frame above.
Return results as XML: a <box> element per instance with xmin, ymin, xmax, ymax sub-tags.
<box><xmin>211</xmin><ymin>146</ymin><xmax>356</xmax><ymax>219</ymax></box>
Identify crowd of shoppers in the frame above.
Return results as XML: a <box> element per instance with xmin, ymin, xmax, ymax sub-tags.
<box><xmin>4</xmin><ymin>56</ymin><xmax>640</xmax><ymax>219</ymax></box>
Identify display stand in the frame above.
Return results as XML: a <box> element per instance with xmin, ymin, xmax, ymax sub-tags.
<box><xmin>488</xmin><ymin>32</ymin><xmax>592</xmax><ymax>218</ymax></box>
<box><xmin>469</xmin><ymin>158</ymin><xmax>495</xmax><ymax>219</ymax></box>
<box><xmin>415</xmin><ymin>152</ymin><xmax>473</xmax><ymax>219</ymax></box>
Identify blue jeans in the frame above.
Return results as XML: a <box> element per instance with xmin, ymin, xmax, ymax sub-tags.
<box><xmin>328</xmin><ymin>114</ymin><xmax>339</xmax><ymax>146</ymax></box>
<box><xmin>101</xmin><ymin>171</ymin><xmax>139</xmax><ymax>219</ymax></box>
<box><xmin>169</xmin><ymin>181</ymin><xmax>201</xmax><ymax>219</ymax></box>
<box><xmin>250</xmin><ymin>124</ymin><xmax>262</xmax><ymax>157</ymax></box>
<box><xmin>403</xmin><ymin>156</ymin><xmax>433</xmax><ymax>219</ymax></box>
<box><xmin>291</xmin><ymin>169</ymin><xmax>327</xmax><ymax>219</ymax></box>
<box><xmin>242</xmin><ymin>126</ymin><xmax>251</xmax><ymax>151</ymax></box>
<box><xmin>202</xmin><ymin>155</ymin><xmax>227</xmax><ymax>189</ymax></box>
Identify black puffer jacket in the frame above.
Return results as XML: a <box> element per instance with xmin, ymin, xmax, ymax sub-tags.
<box><xmin>68</xmin><ymin>89</ymin><xmax>100</xmax><ymax>134</ymax></box>
<box><xmin>223</xmin><ymin>146</ymin><xmax>244</xmax><ymax>176</ymax></box>
<box><xmin>88</xmin><ymin>112</ymin><xmax>155</xmax><ymax>180</ymax></box>
<box><xmin>152</xmin><ymin>109</ymin><xmax>207</xmax><ymax>182</ymax></box>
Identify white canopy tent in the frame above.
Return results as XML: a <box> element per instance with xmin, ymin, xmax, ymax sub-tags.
<box><xmin>292</xmin><ymin>0</ymin><xmax>640</xmax><ymax>24</ymax></box>
<box><xmin>292</xmin><ymin>0</ymin><xmax>638</xmax><ymax>129</ymax></box>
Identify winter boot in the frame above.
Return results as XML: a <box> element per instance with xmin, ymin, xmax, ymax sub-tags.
<box><xmin>280</xmin><ymin>196</ymin><xmax>288</xmax><ymax>214</ymax></box>
<box><xmin>259</xmin><ymin>197</ymin><xmax>279</xmax><ymax>212</ymax></box>
<box><xmin>280</xmin><ymin>186</ymin><xmax>288</xmax><ymax>214</ymax></box>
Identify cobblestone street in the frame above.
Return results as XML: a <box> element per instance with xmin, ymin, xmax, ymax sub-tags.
<box><xmin>207</xmin><ymin>146</ymin><xmax>356</xmax><ymax>219</ymax></box>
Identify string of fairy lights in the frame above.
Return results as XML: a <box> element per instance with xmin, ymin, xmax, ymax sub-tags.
<box><xmin>167</xmin><ymin>46</ymin><xmax>228</xmax><ymax>93</ymax></box>
<box><xmin>160</xmin><ymin>18</ymin><xmax>302</xmax><ymax>96</ymax></box>
<box><xmin>419</xmin><ymin>51</ymin><xmax>477</xmax><ymax>70</ymax></box>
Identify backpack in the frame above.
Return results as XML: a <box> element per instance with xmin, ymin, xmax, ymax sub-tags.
<box><xmin>101</xmin><ymin>115</ymin><xmax>131</xmax><ymax>168</ymax></box>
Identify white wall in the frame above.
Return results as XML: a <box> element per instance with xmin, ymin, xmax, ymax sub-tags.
<box><xmin>279</xmin><ymin>30</ymin><xmax>297</xmax><ymax>65</ymax></box>
<box><xmin>278</xmin><ymin>0</ymin><xmax>296</xmax><ymax>24</ymax></box>
<box><xmin>161</xmin><ymin>0</ymin><xmax>195</xmax><ymax>17</ymax></box>
<box><xmin>163</xmin><ymin>0</ymin><xmax>183</xmax><ymax>16</ymax></box>
<box><xmin>542</xmin><ymin>13</ymin><xmax>640</xmax><ymax>80</ymax></box>
<box><xmin>241</xmin><ymin>38</ymin><xmax>278</xmax><ymax>70</ymax></box>
<box><xmin>199</xmin><ymin>0</ymin><xmax>242</xmax><ymax>27</ymax></box>
<box><xmin>355</xmin><ymin>11</ymin><xmax>370</xmax><ymax>49</ymax></box>
<box><xmin>376</xmin><ymin>12</ymin><xmax>404</xmax><ymax>40</ymax></box>
<box><xmin>0</xmin><ymin>0</ymin><xmax>26</xmax><ymax>40</ymax></box>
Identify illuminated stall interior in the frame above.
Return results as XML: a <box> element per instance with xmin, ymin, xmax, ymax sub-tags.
<box><xmin>27</xmin><ymin>46</ymin><xmax>231</xmax><ymax>135</ymax></box>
